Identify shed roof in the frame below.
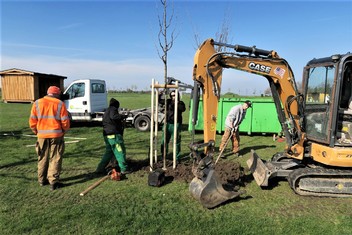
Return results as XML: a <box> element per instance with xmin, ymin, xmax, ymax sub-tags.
<box><xmin>0</xmin><ymin>68</ymin><xmax>67</xmax><ymax>79</ymax></box>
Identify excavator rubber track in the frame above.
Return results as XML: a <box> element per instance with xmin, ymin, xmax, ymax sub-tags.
<box><xmin>288</xmin><ymin>167</ymin><xmax>352</xmax><ymax>197</ymax></box>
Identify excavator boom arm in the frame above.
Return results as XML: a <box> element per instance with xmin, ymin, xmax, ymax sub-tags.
<box><xmin>193</xmin><ymin>38</ymin><xmax>304</xmax><ymax>158</ymax></box>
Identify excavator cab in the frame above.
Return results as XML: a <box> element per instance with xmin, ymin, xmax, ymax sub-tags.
<box><xmin>303</xmin><ymin>54</ymin><xmax>352</xmax><ymax>149</ymax></box>
<box><xmin>301</xmin><ymin>54</ymin><xmax>352</xmax><ymax>165</ymax></box>
<box><xmin>248</xmin><ymin>53</ymin><xmax>352</xmax><ymax>197</ymax></box>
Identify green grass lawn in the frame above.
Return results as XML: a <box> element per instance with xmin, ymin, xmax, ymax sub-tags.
<box><xmin>1</xmin><ymin>93</ymin><xmax>352</xmax><ymax>235</ymax></box>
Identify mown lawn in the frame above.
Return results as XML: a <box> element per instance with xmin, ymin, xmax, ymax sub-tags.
<box><xmin>0</xmin><ymin>93</ymin><xmax>351</xmax><ymax>235</ymax></box>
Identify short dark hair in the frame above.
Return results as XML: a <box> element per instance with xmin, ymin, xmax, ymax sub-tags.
<box><xmin>244</xmin><ymin>100</ymin><xmax>252</xmax><ymax>108</ymax></box>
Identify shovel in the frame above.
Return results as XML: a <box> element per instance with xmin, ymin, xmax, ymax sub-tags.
<box><xmin>215</xmin><ymin>128</ymin><xmax>234</xmax><ymax>164</ymax></box>
<box><xmin>79</xmin><ymin>169</ymin><xmax>121</xmax><ymax>196</ymax></box>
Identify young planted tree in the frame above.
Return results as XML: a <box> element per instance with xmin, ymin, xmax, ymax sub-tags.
<box><xmin>156</xmin><ymin>0</ymin><xmax>177</xmax><ymax>166</ymax></box>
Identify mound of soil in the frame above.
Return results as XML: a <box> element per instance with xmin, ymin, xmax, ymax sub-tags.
<box><xmin>128</xmin><ymin>158</ymin><xmax>246</xmax><ymax>188</ymax></box>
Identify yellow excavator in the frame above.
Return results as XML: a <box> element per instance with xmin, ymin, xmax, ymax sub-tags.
<box><xmin>189</xmin><ymin>38</ymin><xmax>352</xmax><ymax>208</ymax></box>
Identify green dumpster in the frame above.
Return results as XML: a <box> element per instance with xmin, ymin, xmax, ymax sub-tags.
<box><xmin>189</xmin><ymin>98</ymin><xmax>282</xmax><ymax>135</ymax></box>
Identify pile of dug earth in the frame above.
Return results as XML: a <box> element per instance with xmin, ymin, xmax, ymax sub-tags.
<box><xmin>133</xmin><ymin>158</ymin><xmax>247</xmax><ymax>189</ymax></box>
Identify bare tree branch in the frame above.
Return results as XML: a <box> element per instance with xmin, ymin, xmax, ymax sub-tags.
<box><xmin>215</xmin><ymin>6</ymin><xmax>232</xmax><ymax>52</ymax></box>
<box><xmin>156</xmin><ymin>0</ymin><xmax>177</xmax><ymax>68</ymax></box>
<box><xmin>191</xmin><ymin>4</ymin><xmax>233</xmax><ymax>51</ymax></box>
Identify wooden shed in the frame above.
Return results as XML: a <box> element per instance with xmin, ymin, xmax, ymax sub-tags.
<box><xmin>0</xmin><ymin>68</ymin><xmax>67</xmax><ymax>103</ymax></box>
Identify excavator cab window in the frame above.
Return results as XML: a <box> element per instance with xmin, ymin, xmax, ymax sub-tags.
<box><xmin>305</xmin><ymin>66</ymin><xmax>334</xmax><ymax>104</ymax></box>
<box><xmin>304</xmin><ymin>65</ymin><xmax>335</xmax><ymax>143</ymax></box>
<box><xmin>337</xmin><ymin>62</ymin><xmax>352</xmax><ymax>145</ymax></box>
<box><xmin>340</xmin><ymin>65</ymin><xmax>352</xmax><ymax>109</ymax></box>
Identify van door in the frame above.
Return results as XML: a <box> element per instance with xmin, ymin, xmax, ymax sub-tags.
<box><xmin>89</xmin><ymin>81</ymin><xmax>107</xmax><ymax>113</ymax></box>
<box><xmin>64</xmin><ymin>81</ymin><xmax>89</xmax><ymax>120</ymax></box>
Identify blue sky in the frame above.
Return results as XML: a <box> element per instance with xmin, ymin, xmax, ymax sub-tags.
<box><xmin>1</xmin><ymin>0</ymin><xmax>352</xmax><ymax>95</ymax></box>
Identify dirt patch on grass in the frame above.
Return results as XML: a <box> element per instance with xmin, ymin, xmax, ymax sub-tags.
<box><xmin>128</xmin><ymin>158</ymin><xmax>246</xmax><ymax>188</ymax></box>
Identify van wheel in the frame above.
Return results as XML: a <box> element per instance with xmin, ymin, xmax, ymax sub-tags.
<box><xmin>134</xmin><ymin>116</ymin><xmax>150</xmax><ymax>132</ymax></box>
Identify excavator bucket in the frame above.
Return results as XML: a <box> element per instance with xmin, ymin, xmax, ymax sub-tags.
<box><xmin>189</xmin><ymin>168</ymin><xmax>243</xmax><ymax>208</ymax></box>
<box><xmin>246</xmin><ymin>149</ymin><xmax>271</xmax><ymax>186</ymax></box>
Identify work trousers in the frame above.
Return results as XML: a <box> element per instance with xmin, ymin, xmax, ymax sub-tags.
<box><xmin>160</xmin><ymin>123</ymin><xmax>181</xmax><ymax>160</ymax></box>
<box><xmin>36</xmin><ymin>136</ymin><xmax>65</xmax><ymax>185</ymax></box>
<box><xmin>219</xmin><ymin>127</ymin><xmax>240</xmax><ymax>154</ymax></box>
<box><xmin>97</xmin><ymin>134</ymin><xmax>128</xmax><ymax>173</ymax></box>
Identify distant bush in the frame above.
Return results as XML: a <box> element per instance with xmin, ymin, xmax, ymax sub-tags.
<box><xmin>223</xmin><ymin>92</ymin><xmax>240</xmax><ymax>97</ymax></box>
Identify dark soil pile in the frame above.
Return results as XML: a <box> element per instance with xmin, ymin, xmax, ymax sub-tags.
<box><xmin>128</xmin><ymin>158</ymin><xmax>246</xmax><ymax>188</ymax></box>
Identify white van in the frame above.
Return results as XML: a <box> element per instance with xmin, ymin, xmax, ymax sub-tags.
<box><xmin>63</xmin><ymin>79</ymin><xmax>107</xmax><ymax>122</ymax></box>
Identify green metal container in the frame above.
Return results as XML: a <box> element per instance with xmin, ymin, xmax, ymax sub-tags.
<box><xmin>189</xmin><ymin>98</ymin><xmax>282</xmax><ymax>135</ymax></box>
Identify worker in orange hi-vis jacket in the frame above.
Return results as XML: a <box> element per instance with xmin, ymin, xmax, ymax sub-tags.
<box><xmin>29</xmin><ymin>86</ymin><xmax>70</xmax><ymax>191</ymax></box>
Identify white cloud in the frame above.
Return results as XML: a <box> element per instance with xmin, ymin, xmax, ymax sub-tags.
<box><xmin>57</xmin><ymin>23</ymin><xmax>83</xmax><ymax>31</ymax></box>
<box><xmin>1</xmin><ymin>55</ymin><xmax>270</xmax><ymax>94</ymax></box>
<box><xmin>0</xmin><ymin>55</ymin><xmax>195</xmax><ymax>91</ymax></box>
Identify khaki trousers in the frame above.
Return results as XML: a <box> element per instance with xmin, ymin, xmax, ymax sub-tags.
<box><xmin>36</xmin><ymin>136</ymin><xmax>65</xmax><ymax>185</ymax></box>
<box><xmin>219</xmin><ymin>127</ymin><xmax>240</xmax><ymax>154</ymax></box>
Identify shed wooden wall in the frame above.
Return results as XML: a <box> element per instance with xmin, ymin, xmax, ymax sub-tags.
<box><xmin>1</xmin><ymin>69</ymin><xmax>66</xmax><ymax>103</ymax></box>
<box><xmin>1</xmin><ymin>74</ymin><xmax>34</xmax><ymax>102</ymax></box>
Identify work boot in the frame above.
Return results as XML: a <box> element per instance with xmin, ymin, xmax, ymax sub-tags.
<box><xmin>39</xmin><ymin>180</ymin><xmax>49</xmax><ymax>186</ymax></box>
<box><xmin>120</xmin><ymin>170</ymin><xmax>131</xmax><ymax>180</ymax></box>
<box><xmin>50</xmin><ymin>182</ymin><xmax>64</xmax><ymax>191</ymax></box>
<box><xmin>121</xmin><ymin>170</ymin><xmax>131</xmax><ymax>175</ymax></box>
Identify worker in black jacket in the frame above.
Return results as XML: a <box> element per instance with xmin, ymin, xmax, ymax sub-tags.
<box><xmin>96</xmin><ymin>98</ymin><xmax>130</xmax><ymax>175</ymax></box>
<box><xmin>160</xmin><ymin>90</ymin><xmax>186</xmax><ymax>163</ymax></box>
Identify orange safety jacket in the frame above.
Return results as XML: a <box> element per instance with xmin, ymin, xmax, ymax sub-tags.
<box><xmin>29</xmin><ymin>96</ymin><xmax>70</xmax><ymax>138</ymax></box>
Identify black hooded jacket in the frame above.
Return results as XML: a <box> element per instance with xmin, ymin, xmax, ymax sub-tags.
<box><xmin>102</xmin><ymin>98</ymin><xmax>125</xmax><ymax>136</ymax></box>
<box><xmin>165</xmin><ymin>99</ymin><xmax>186</xmax><ymax>124</ymax></box>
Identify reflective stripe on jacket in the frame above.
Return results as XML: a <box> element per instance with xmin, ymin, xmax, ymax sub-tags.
<box><xmin>29</xmin><ymin>96</ymin><xmax>70</xmax><ymax>138</ymax></box>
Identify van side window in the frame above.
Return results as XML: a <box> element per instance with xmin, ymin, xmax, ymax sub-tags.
<box><xmin>66</xmin><ymin>83</ymin><xmax>85</xmax><ymax>99</ymax></box>
<box><xmin>92</xmin><ymin>83</ymin><xmax>105</xmax><ymax>93</ymax></box>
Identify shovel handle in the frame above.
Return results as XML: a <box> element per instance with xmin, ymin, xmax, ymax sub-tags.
<box><xmin>215</xmin><ymin>129</ymin><xmax>234</xmax><ymax>164</ymax></box>
<box><xmin>79</xmin><ymin>175</ymin><xmax>110</xmax><ymax>196</ymax></box>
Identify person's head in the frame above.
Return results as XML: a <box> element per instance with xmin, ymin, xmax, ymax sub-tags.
<box><xmin>47</xmin><ymin>86</ymin><xmax>61</xmax><ymax>98</ymax></box>
<box><xmin>170</xmin><ymin>90</ymin><xmax>177</xmax><ymax>100</ymax></box>
<box><xmin>109</xmin><ymin>98</ymin><xmax>120</xmax><ymax>109</ymax></box>
<box><xmin>243</xmin><ymin>100</ymin><xmax>252</xmax><ymax>109</ymax></box>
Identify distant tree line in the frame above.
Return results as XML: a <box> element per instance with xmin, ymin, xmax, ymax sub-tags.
<box><xmin>107</xmin><ymin>89</ymin><xmax>151</xmax><ymax>94</ymax></box>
